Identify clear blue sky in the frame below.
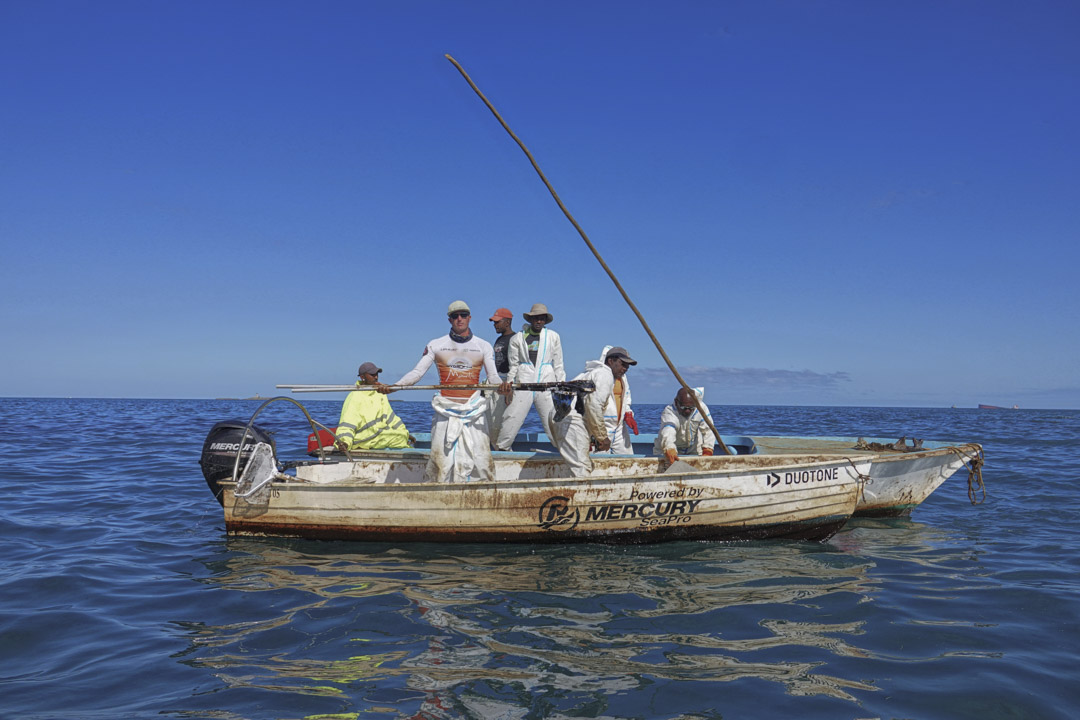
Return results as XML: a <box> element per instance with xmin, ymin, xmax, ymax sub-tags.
<box><xmin>3</xmin><ymin>1</ymin><xmax>1077</xmax><ymax>408</ymax></box>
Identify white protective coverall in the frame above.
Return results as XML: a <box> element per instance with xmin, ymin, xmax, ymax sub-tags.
<box><xmin>392</xmin><ymin>333</ymin><xmax>501</xmax><ymax>483</ymax></box>
<box><xmin>653</xmin><ymin>388</ymin><xmax>718</xmax><ymax>456</ymax></box>
<box><xmin>550</xmin><ymin>359</ymin><xmax>613</xmax><ymax>477</ymax></box>
<box><xmin>495</xmin><ymin>326</ymin><xmax>565</xmax><ymax>449</ymax></box>
<box><xmin>597</xmin><ymin>345</ymin><xmax>636</xmax><ymax>454</ymax></box>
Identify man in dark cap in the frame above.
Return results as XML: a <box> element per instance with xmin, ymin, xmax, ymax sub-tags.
<box><xmin>550</xmin><ymin>345</ymin><xmax>636</xmax><ymax>477</ymax></box>
<box><xmin>334</xmin><ymin>362</ymin><xmax>412</xmax><ymax>451</ymax></box>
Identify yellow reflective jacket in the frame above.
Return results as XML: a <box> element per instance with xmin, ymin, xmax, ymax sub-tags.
<box><xmin>336</xmin><ymin>387</ymin><xmax>411</xmax><ymax>450</ymax></box>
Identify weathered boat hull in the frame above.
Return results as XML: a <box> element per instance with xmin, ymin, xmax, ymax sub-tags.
<box><xmin>316</xmin><ymin>432</ymin><xmax>981</xmax><ymax>520</ymax></box>
<box><xmin>220</xmin><ymin>454</ymin><xmax>868</xmax><ymax>544</ymax></box>
<box><xmin>744</xmin><ymin>436</ymin><xmax>982</xmax><ymax>517</ymax></box>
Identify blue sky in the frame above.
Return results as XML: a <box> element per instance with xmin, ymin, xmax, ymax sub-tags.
<box><xmin>2</xmin><ymin>1</ymin><xmax>1077</xmax><ymax>407</ymax></box>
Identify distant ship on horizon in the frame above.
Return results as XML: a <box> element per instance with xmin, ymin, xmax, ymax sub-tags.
<box><xmin>978</xmin><ymin>403</ymin><xmax>1019</xmax><ymax>410</ymax></box>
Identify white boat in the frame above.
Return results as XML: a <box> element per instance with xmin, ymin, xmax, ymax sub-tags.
<box><xmin>723</xmin><ymin>434</ymin><xmax>984</xmax><ymax>517</ymax></box>
<box><xmin>198</xmin><ymin>401</ymin><xmax>982</xmax><ymax>544</ymax></box>
<box><xmin>217</xmin><ymin>449</ymin><xmax>868</xmax><ymax>544</ymax></box>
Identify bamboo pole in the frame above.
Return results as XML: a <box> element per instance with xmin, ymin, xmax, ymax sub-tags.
<box><xmin>444</xmin><ymin>54</ymin><xmax>731</xmax><ymax>455</ymax></box>
<box><xmin>277</xmin><ymin>382</ymin><xmax>592</xmax><ymax>393</ymax></box>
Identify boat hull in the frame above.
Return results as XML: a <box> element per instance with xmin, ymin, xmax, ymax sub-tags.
<box><xmin>221</xmin><ymin>454</ymin><xmax>868</xmax><ymax>544</ymax></box>
<box><xmin>745</xmin><ymin>437</ymin><xmax>982</xmax><ymax>517</ymax></box>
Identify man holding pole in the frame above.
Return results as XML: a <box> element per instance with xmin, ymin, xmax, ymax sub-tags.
<box><xmin>380</xmin><ymin>301</ymin><xmax>508</xmax><ymax>483</ymax></box>
<box><xmin>334</xmin><ymin>362</ymin><xmax>413</xmax><ymax>451</ymax></box>
<box><xmin>551</xmin><ymin>346</ymin><xmax>636</xmax><ymax>477</ymax></box>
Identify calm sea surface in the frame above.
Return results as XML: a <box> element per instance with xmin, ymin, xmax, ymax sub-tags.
<box><xmin>2</xmin><ymin>398</ymin><xmax>1078</xmax><ymax>719</ymax></box>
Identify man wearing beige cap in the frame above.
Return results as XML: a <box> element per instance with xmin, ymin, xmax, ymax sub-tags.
<box><xmin>381</xmin><ymin>301</ymin><xmax>506</xmax><ymax>482</ymax></box>
<box><xmin>495</xmin><ymin>302</ymin><xmax>565</xmax><ymax>450</ymax></box>
<box><xmin>334</xmin><ymin>362</ymin><xmax>412</xmax><ymax>451</ymax></box>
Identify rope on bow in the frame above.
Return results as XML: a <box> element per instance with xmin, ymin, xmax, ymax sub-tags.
<box><xmin>950</xmin><ymin>444</ymin><xmax>986</xmax><ymax>505</ymax></box>
<box><xmin>844</xmin><ymin>457</ymin><xmax>872</xmax><ymax>504</ymax></box>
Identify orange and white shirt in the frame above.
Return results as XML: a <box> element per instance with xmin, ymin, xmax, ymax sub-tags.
<box><xmin>393</xmin><ymin>333</ymin><xmax>500</xmax><ymax>401</ymax></box>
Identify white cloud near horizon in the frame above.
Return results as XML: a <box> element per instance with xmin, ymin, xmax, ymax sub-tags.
<box><xmin>633</xmin><ymin>365</ymin><xmax>852</xmax><ymax>390</ymax></box>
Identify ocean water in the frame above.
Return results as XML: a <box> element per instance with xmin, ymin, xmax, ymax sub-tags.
<box><xmin>2</xmin><ymin>397</ymin><xmax>1078</xmax><ymax>720</ymax></box>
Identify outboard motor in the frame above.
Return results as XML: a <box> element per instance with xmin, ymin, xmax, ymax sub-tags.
<box><xmin>199</xmin><ymin>420</ymin><xmax>276</xmax><ymax>506</ymax></box>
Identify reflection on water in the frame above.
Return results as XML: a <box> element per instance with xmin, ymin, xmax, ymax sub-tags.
<box><xmin>3</xmin><ymin>400</ymin><xmax>1072</xmax><ymax>718</ymax></box>
<box><xmin>172</xmin><ymin>519</ymin><xmax>988</xmax><ymax>717</ymax></box>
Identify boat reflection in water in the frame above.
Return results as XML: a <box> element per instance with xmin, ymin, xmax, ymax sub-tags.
<box><xmin>173</xmin><ymin>522</ymin><xmax>992</xmax><ymax>717</ymax></box>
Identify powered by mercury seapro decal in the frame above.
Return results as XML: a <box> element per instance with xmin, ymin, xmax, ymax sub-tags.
<box><xmin>538</xmin><ymin>487</ymin><xmax>706</xmax><ymax>532</ymax></box>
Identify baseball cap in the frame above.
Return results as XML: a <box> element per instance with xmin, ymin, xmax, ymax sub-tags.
<box><xmin>606</xmin><ymin>346</ymin><xmax>637</xmax><ymax>365</ymax></box>
<box><xmin>357</xmin><ymin>362</ymin><xmax>383</xmax><ymax>376</ymax></box>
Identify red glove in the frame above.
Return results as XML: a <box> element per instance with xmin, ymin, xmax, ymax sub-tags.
<box><xmin>624</xmin><ymin>412</ymin><xmax>638</xmax><ymax>435</ymax></box>
<box><xmin>664</xmin><ymin>448</ymin><xmax>679</xmax><ymax>464</ymax></box>
<box><xmin>702</xmin><ymin>447</ymin><xmax>714</xmax><ymax>456</ymax></box>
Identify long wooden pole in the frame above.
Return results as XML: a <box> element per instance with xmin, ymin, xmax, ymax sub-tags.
<box><xmin>445</xmin><ymin>54</ymin><xmax>731</xmax><ymax>455</ymax></box>
<box><xmin>277</xmin><ymin>383</ymin><xmax>589</xmax><ymax>393</ymax></box>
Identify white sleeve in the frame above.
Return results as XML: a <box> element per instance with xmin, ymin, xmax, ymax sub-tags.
<box><xmin>657</xmin><ymin>405</ymin><xmax>679</xmax><ymax>452</ymax></box>
<box><xmin>393</xmin><ymin>344</ymin><xmax>435</xmax><ymax>386</ymax></box>
<box><xmin>583</xmin><ymin>368</ymin><xmax>613</xmax><ymax>441</ymax></box>
<box><xmin>552</xmin><ymin>332</ymin><xmax>565</xmax><ymax>382</ymax></box>
<box><xmin>505</xmin><ymin>333</ymin><xmax>523</xmax><ymax>384</ymax></box>
<box><xmin>482</xmin><ymin>340</ymin><xmax>501</xmax><ymax>385</ymax></box>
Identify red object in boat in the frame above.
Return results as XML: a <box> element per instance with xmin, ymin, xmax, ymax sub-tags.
<box><xmin>307</xmin><ymin>427</ymin><xmax>338</xmax><ymax>453</ymax></box>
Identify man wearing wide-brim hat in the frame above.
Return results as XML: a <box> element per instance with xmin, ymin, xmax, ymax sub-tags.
<box><xmin>493</xmin><ymin>303</ymin><xmax>566</xmax><ymax>449</ymax></box>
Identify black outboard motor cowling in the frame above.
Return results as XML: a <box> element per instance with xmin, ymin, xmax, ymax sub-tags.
<box><xmin>199</xmin><ymin>420</ymin><xmax>277</xmax><ymax>506</ymax></box>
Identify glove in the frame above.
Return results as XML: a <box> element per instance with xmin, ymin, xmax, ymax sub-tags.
<box><xmin>702</xmin><ymin>447</ymin><xmax>714</xmax><ymax>456</ymax></box>
<box><xmin>624</xmin><ymin>412</ymin><xmax>638</xmax><ymax>435</ymax></box>
<box><xmin>664</xmin><ymin>449</ymin><xmax>678</xmax><ymax>464</ymax></box>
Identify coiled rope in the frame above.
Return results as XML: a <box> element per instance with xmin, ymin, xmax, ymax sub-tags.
<box><xmin>949</xmin><ymin>444</ymin><xmax>986</xmax><ymax>505</ymax></box>
<box><xmin>844</xmin><ymin>457</ymin><xmax>872</xmax><ymax>503</ymax></box>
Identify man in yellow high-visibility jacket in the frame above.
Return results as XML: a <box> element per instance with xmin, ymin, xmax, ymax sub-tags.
<box><xmin>335</xmin><ymin>362</ymin><xmax>414</xmax><ymax>451</ymax></box>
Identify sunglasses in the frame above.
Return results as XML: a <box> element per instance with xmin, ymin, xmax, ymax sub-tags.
<box><xmin>449</xmin><ymin>312</ymin><xmax>470</xmax><ymax>319</ymax></box>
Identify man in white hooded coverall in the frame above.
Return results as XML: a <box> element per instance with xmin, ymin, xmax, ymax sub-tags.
<box><xmin>379</xmin><ymin>301</ymin><xmax>508</xmax><ymax>483</ymax></box>
<box><xmin>551</xmin><ymin>347</ymin><xmax>636</xmax><ymax>477</ymax></box>
<box><xmin>654</xmin><ymin>387</ymin><xmax>717</xmax><ymax>464</ymax></box>
<box><xmin>595</xmin><ymin>345</ymin><xmax>639</xmax><ymax>454</ymax></box>
<box><xmin>494</xmin><ymin>302</ymin><xmax>565</xmax><ymax>450</ymax></box>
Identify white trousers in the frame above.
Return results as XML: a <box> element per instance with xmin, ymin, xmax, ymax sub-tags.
<box><xmin>551</xmin><ymin>413</ymin><xmax>593</xmax><ymax>478</ymax></box>
<box><xmin>487</xmin><ymin>390</ymin><xmax>506</xmax><ymax>448</ymax></box>
<box><xmin>602</xmin><ymin>424</ymin><xmax>634</xmax><ymax>455</ymax></box>
<box><xmin>428</xmin><ymin>394</ymin><xmax>494</xmax><ymax>483</ymax></box>
<box><xmin>495</xmin><ymin>390</ymin><xmax>556</xmax><ymax>450</ymax></box>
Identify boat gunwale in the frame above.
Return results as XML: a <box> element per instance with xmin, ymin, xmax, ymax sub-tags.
<box><xmin>222</xmin><ymin>453</ymin><xmax>876</xmax><ymax>492</ymax></box>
